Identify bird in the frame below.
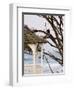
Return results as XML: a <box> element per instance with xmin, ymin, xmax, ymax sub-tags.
<box><xmin>43</xmin><ymin>29</ymin><xmax>50</xmax><ymax>39</ymax></box>
<box><xmin>46</xmin><ymin>29</ymin><xmax>50</xmax><ymax>35</ymax></box>
<box><xmin>44</xmin><ymin>29</ymin><xmax>56</xmax><ymax>44</ymax></box>
<box><xmin>44</xmin><ymin>22</ymin><xmax>50</xmax><ymax>35</ymax></box>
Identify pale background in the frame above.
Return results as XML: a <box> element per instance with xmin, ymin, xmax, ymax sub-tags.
<box><xmin>0</xmin><ymin>0</ymin><xmax>74</xmax><ymax>90</ymax></box>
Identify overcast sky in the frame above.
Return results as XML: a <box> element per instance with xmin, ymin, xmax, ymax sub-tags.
<box><xmin>24</xmin><ymin>15</ymin><xmax>56</xmax><ymax>37</ymax></box>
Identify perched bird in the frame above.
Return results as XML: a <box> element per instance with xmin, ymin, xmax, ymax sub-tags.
<box><xmin>44</xmin><ymin>22</ymin><xmax>50</xmax><ymax>35</ymax></box>
<box><xmin>44</xmin><ymin>29</ymin><xmax>56</xmax><ymax>44</ymax></box>
<box><xmin>43</xmin><ymin>29</ymin><xmax>50</xmax><ymax>39</ymax></box>
<box><xmin>46</xmin><ymin>29</ymin><xmax>50</xmax><ymax>35</ymax></box>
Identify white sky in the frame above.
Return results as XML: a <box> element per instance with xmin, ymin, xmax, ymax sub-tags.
<box><xmin>24</xmin><ymin>15</ymin><xmax>56</xmax><ymax>37</ymax></box>
<box><xmin>24</xmin><ymin>15</ymin><xmax>49</xmax><ymax>30</ymax></box>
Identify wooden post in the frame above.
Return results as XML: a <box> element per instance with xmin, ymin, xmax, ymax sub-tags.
<box><xmin>28</xmin><ymin>44</ymin><xmax>37</xmax><ymax>74</ymax></box>
<box><xmin>32</xmin><ymin>48</ymin><xmax>36</xmax><ymax>74</ymax></box>
<box><xmin>41</xmin><ymin>44</ymin><xmax>43</xmax><ymax>73</ymax></box>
